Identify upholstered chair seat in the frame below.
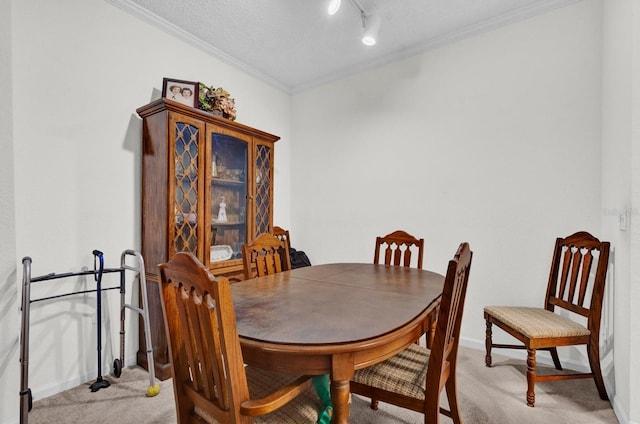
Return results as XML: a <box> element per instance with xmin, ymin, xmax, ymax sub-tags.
<box><xmin>352</xmin><ymin>343</ymin><xmax>430</xmax><ymax>401</ymax></box>
<box><xmin>483</xmin><ymin>306</ymin><xmax>590</xmax><ymax>339</ymax></box>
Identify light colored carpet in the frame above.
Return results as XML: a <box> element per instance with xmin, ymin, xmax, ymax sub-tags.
<box><xmin>27</xmin><ymin>346</ymin><xmax>618</xmax><ymax>423</ymax></box>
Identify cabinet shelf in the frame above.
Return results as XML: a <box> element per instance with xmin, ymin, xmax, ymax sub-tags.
<box><xmin>211</xmin><ymin>220</ymin><xmax>245</xmax><ymax>227</ymax></box>
<box><xmin>212</xmin><ymin>178</ymin><xmax>245</xmax><ymax>186</ymax></box>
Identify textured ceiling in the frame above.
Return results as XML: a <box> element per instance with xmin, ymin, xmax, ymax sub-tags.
<box><xmin>112</xmin><ymin>0</ymin><xmax>580</xmax><ymax>93</ymax></box>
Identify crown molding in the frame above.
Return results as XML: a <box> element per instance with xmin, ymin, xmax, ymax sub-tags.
<box><xmin>107</xmin><ymin>0</ymin><xmax>582</xmax><ymax>95</ymax></box>
<box><xmin>105</xmin><ymin>0</ymin><xmax>291</xmax><ymax>93</ymax></box>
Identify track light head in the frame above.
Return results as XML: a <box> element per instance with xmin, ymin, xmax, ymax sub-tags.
<box><xmin>361</xmin><ymin>14</ymin><xmax>380</xmax><ymax>46</ymax></box>
<box><xmin>327</xmin><ymin>0</ymin><xmax>341</xmax><ymax>15</ymax></box>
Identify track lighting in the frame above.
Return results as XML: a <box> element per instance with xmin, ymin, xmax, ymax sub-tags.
<box><xmin>328</xmin><ymin>0</ymin><xmax>380</xmax><ymax>46</ymax></box>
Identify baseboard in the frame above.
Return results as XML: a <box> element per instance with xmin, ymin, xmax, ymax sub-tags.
<box><xmin>1</xmin><ymin>354</ymin><xmax>141</xmax><ymax>424</ymax></box>
<box><xmin>611</xmin><ymin>394</ymin><xmax>635</xmax><ymax>424</ymax></box>
<box><xmin>27</xmin><ymin>354</ymin><xmax>139</xmax><ymax>404</ymax></box>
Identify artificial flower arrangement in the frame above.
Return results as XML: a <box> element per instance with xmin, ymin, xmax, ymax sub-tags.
<box><xmin>198</xmin><ymin>83</ymin><xmax>237</xmax><ymax>121</ymax></box>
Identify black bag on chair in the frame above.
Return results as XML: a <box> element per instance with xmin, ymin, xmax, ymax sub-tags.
<box><xmin>289</xmin><ymin>248</ymin><xmax>311</xmax><ymax>269</ymax></box>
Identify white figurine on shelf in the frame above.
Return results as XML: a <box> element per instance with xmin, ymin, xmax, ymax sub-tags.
<box><xmin>217</xmin><ymin>196</ymin><xmax>227</xmax><ymax>222</ymax></box>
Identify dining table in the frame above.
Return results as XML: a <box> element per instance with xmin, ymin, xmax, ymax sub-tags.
<box><xmin>231</xmin><ymin>262</ymin><xmax>444</xmax><ymax>424</ymax></box>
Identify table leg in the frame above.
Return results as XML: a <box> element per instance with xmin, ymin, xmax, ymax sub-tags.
<box><xmin>330</xmin><ymin>379</ymin><xmax>350</xmax><ymax>424</ymax></box>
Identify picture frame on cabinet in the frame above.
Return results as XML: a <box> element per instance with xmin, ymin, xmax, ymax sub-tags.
<box><xmin>162</xmin><ymin>78</ymin><xmax>199</xmax><ymax>108</ymax></box>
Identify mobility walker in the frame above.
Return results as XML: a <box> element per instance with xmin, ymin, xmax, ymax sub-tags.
<box><xmin>19</xmin><ymin>249</ymin><xmax>159</xmax><ymax>424</ymax></box>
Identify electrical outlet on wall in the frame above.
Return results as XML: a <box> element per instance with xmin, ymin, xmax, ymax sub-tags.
<box><xmin>618</xmin><ymin>209</ymin><xmax>628</xmax><ymax>231</ymax></box>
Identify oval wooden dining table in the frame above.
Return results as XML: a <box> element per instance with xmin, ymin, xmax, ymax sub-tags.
<box><xmin>231</xmin><ymin>263</ymin><xmax>444</xmax><ymax>424</ymax></box>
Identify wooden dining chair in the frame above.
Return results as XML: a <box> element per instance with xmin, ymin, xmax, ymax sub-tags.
<box><xmin>272</xmin><ymin>226</ymin><xmax>291</xmax><ymax>251</ymax></box>
<box><xmin>242</xmin><ymin>232</ymin><xmax>331</xmax><ymax>422</ymax></box>
<box><xmin>351</xmin><ymin>242</ymin><xmax>473</xmax><ymax>424</ymax></box>
<box><xmin>375</xmin><ymin>230</ymin><xmax>434</xmax><ymax>349</ymax></box>
<box><xmin>484</xmin><ymin>231</ymin><xmax>611</xmax><ymax>407</ymax></box>
<box><xmin>374</xmin><ymin>230</ymin><xmax>424</xmax><ymax>269</ymax></box>
<box><xmin>159</xmin><ymin>252</ymin><xmax>321</xmax><ymax>424</ymax></box>
<box><xmin>273</xmin><ymin>226</ymin><xmax>312</xmax><ymax>269</ymax></box>
<box><xmin>241</xmin><ymin>232</ymin><xmax>291</xmax><ymax>280</ymax></box>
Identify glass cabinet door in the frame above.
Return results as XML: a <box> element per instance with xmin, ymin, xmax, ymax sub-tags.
<box><xmin>209</xmin><ymin>133</ymin><xmax>248</xmax><ymax>264</ymax></box>
<box><xmin>173</xmin><ymin>121</ymin><xmax>202</xmax><ymax>257</ymax></box>
<box><xmin>254</xmin><ymin>142</ymin><xmax>273</xmax><ymax>235</ymax></box>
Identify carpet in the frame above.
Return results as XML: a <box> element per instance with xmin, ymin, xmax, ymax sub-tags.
<box><xmin>26</xmin><ymin>346</ymin><xmax>618</xmax><ymax>423</ymax></box>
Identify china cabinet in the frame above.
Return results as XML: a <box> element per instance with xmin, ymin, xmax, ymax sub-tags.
<box><xmin>136</xmin><ymin>98</ymin><xmax>279</xmax><ymax>378</ymax></box>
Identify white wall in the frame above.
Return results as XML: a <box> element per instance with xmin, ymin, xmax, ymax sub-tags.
<box><xmin>292</xmin><ymin>0</ymin><xmax>640</xmax><ymax>420</ymax></box>
<box><xmin>601</xmin><ymin>0</ymin><xmax>631</xmax><ymax>418</ymax></box>
<box><xmin>292</xmin><ymin>0</ymin><xmax>602</xmax><ymax>345</ymax></box>
<box><xmin>632</xmin><ymin>1</ymin><xmax>640</xmax><ymax>419</ymax></box>
<box><xmin>291</xmin><ymin>0</ymin><xmax>629</xmax><ymax>412</ymax></box>
<box><xmin>2</xmin><ymin>1</ymin><xmax>291</xmax><ymax>423</ymax></box>
<box><xmin>1</xmin><ymin>0</ymin><xmax>18</xmax><ymax>422</ymax></box>
<box><xmin>602</xmin><ymin>0</ymin><xmax>640</xmax><ymax>422</ymax></box>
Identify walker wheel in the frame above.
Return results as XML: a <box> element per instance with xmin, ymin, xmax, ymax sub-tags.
<box><xmin>113</xmin><ymin>359</ymin><xmax>122</xmax><ymax>378</ymax></box>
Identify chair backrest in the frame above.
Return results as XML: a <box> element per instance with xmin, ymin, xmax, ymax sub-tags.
<box><xmin>425</xmin><ymin>243</ymin><xmax>472</xmax><ymax>402</ymax></box>
<box><xmin>273</xmin><ymin>226</ymin><xmax>292</xmax><ymax>251</ymax></box>
<box><xmin>544</xmin><ymin>231</ymin><xmax>610</xmax><ymax>331</ymax></box>
<box><xmin>159</xmin><ymin>252</ymin><xmax>252</xmax><ymax>424</ymax></box>
<box><xmin>242</xmin><ymin>232</ymin><xmax>292</xmax><ymax>279</ymax></box>
<box><xmin>374</xmin><ymin>230</ymin><xmax>424</xmax><ymax>269</ymax></box>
